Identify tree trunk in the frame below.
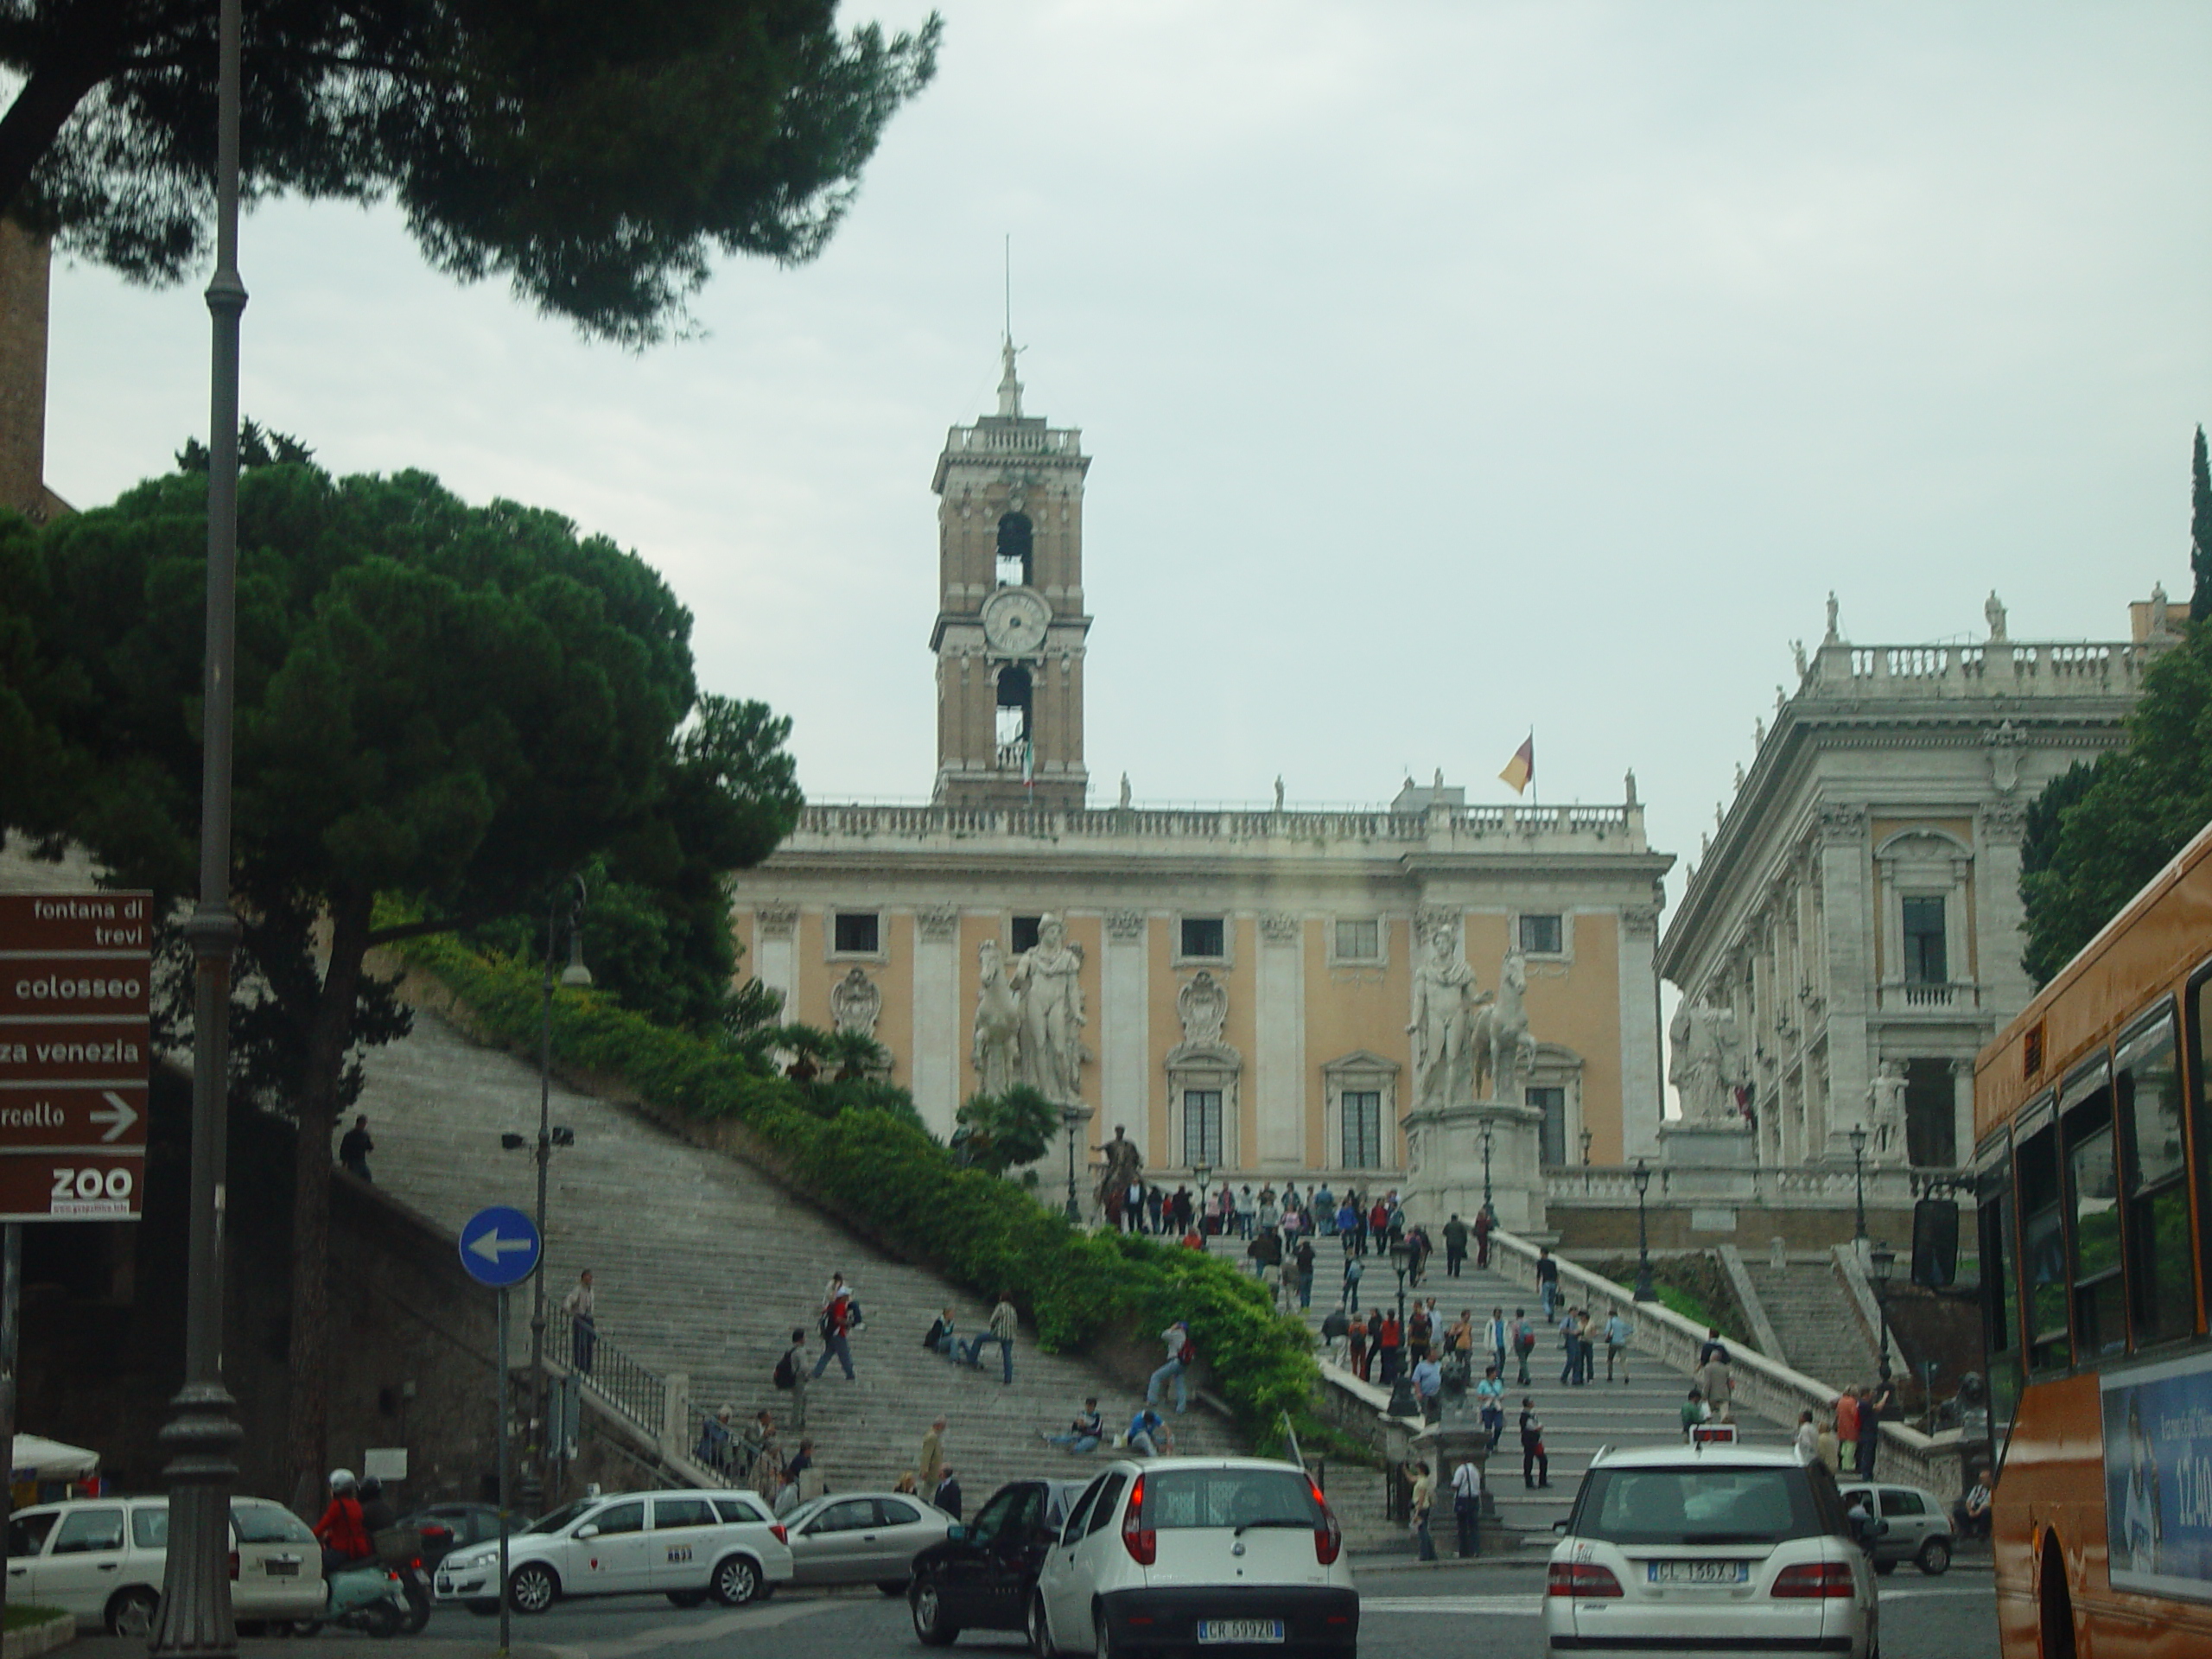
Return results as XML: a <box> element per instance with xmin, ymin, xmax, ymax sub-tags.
<box><xmin>0</xmin><ymin>39</ymin><xmax>115</xmax><ymax>219</ymax></box>
<box><xmin>283</xmin><ymin>889</ymin><xmax>373</xmax><ymax>1499</ymax></box>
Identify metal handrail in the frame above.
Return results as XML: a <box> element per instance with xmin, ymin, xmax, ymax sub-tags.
<box><xmin>571</xmin><ymin>1321</ymin><xmax>664</xmax><ymax>1436</ymax></box>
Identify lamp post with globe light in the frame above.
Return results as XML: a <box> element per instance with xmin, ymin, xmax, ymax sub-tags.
<box><xmin>1869</xmin><ymin>1241</ymin><xmax>1896</xmax><ymax>1382</ymax></box>
<box><xmin>1479</xmin><ymin>1122</ymin><xmax>1495</xmax><ymax>1220</ymax></box>
<box><xmin>1632</xmin><ymin>1160</ymin><xmax>1656</xmax><ymax>1303</ymax></box>
<box><xmin>1847</xmin><ymin>1125</ymin><xmax>1869</xmax><ymax>1243</ymax></box>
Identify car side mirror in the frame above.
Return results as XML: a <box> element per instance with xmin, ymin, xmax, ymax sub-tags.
<box><xmin>574</xmin><ymin>1524</ymin><xmax>601</xmax><ymax>1541</ymax></box>
<box><xmin>946</xmin><ymin>1525</ymin><xmax>965</xmax><ymax>1542</ymax></box>
<box><xmin>1552</xmin><ymin>1519</ymin><xmax>1570</xmax><ymax>1534</ymax></box>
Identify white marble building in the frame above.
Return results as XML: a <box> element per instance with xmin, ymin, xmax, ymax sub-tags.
<box><xmin>1657</xmin><ymin>591</ymin><xmax>2185</xmax><ymax>1172</ymax></box>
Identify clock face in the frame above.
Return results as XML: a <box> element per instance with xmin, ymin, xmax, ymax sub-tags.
<box><xmin>982</xmin><ymin>588</ymin><xmax>1051</xmax><ymax>655</ymax></box>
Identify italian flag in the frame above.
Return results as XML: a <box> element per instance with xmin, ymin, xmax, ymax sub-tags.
<box><xmin>1498</xmin><ymin>735</ymin><xmax>1535</xmax><ymax>796</ymax></box>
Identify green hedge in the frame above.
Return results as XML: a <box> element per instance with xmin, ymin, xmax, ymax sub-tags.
<box><xmin>393</xmin><ymin>927</ymin><xmax>1320</xmax><ymax>1437</ymax></box>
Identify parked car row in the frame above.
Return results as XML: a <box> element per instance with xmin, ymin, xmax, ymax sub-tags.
<box><xmin>6</xmin><ymin>1496</ymin><xmax>327</xmax><ymax>1636</ymax></box>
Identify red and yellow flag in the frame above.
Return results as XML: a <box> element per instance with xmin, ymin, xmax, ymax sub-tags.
<box><xmin>1498</xmin><ymin>735</ymin><xmax>1535</xmax><ymax>796</ymax></box>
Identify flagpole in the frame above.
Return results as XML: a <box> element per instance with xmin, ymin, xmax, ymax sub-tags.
<box><xmin>1528</xmin><ymin>728</ymin><xmax>1536</xmax><ymax>808</ymax></box>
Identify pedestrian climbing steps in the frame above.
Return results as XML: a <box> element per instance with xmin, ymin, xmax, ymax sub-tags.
<box><xmin>354</xmin><ymin>1000</ymin><xmax>1242</xmax><ymax>1504</ymax></box>
<box><xmin>1208</xmin><ymin>1236</ymin><xmax>1791</xmax><ymax>1541</ymax></box>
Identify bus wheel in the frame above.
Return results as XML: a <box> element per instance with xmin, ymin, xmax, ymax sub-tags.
<box><xmin>2039</xmin><ymin>1535</ymin><xmax>2077</xmax><ymax>1659</ymax></box>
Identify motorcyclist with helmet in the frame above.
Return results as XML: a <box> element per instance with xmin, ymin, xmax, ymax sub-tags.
<box><xmin>313</xmin><ymin>1469</ymin><xmax>374</xmax><ymax>1575</ymax></box>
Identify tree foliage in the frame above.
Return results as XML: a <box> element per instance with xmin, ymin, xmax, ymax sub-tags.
<box><xmin>2020</xmin><ymin>623</ymin><xmax>2212</xmax><ymax>983</ymax></box>
<box><xmin>2192</xmin><ymin>426</ymin><xmax>2211</xmax><ymax>624</ymax></box>
<box><xmin>953</xmin><ymin>1085</ymin><xmax>1058</xmax><ymax>1177</ymax></box>
<box><xmin>0</xmin><ymin>0</ymin><xmax>940</xmax><ymax>343</ymax></box>
<box><xmin>0</xmin><ymin>455</ymin><xmax>802</xmax><ymax>1489</ymax></box>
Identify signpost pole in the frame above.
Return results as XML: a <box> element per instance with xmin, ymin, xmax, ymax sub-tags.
<box><xmin>0</xmin><ymin>1224</ymin><xmax>19</xmax><ymax>1625</ymax></box>
<box><xmin>497</xmin><ymin>1283</ymin><xmax>512</xmax><ymax>1656</ymax></box>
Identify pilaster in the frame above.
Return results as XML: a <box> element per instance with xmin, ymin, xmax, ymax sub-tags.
<box><xmin>912</xmin><ymin>906</ymin><xmax>960</xmax><ymax>1140</ymax></box>
<box><xmin>1817</xmin><ymin>804</ymin><xmax>1872</xmax><ymax>1160</ymax></box>
<box><xmin>1618</xmin><ymin>903</ymin><xmax>1662</xmax><ymax>1162</ymax></box>
<box><xmin>1102</xmin><ymin>909</ymin><xmax>1150</xmax><ymax>1160</ymax></box>
<box><xmin>755</xmin><ymin>905</ymin><xmax>798</xmax><ymax>1020</ymax></box>
<box><xmin>1255</xmin><ymin>913</ymin><xmax>1306</xmax><ymax>1165</ymax></box>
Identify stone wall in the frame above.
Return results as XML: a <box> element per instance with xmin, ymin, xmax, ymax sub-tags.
<box><xmin>1546</xmin><ymin>1200</ymin><xmax>1922</xmax><ymax>1254</ymax></box>
<box><xmin>14</xmin><ymin>1066</ymin><xmax>574</xmax><ymax>1512</ymax></box>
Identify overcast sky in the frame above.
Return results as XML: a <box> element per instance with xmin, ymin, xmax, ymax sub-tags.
<box><xmin>41</xmin><ymin>2</ymin><xmax>2212</xmax><ymax>929</ymax></box>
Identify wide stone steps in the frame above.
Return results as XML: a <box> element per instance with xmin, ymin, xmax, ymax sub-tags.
<box><xmin>353</xmin><ymin>1002</ymin><xmax>1240</xmax><ymax>1505</ymax></box>
<box><xmin>1182</xmin><ymin>1236</ymin><xmax>1792</xmax><ymax>1539</ymax></box>
<box><xmin>1743</xmin><ymin>1261</ymin><xmax>1877</xmax><ymax>1390</ymax></box>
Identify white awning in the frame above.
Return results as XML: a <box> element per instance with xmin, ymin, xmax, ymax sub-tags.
<box><xmin>12</xmin><ymin>1435</ymin><xmax>99</xmax><ymax>1481</ymax></box>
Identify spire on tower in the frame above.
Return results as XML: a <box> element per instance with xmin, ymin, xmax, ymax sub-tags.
<box><xmin>996</xmin><ymin>335</ymin><xmax>1023</xmax><ymax>418</ymax></box>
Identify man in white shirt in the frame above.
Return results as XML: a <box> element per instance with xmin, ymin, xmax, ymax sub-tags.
<box><xmin>1450</xmin><ymin>1456</ymin><xmax>1484</xmax><ymax>1558</ymax></box>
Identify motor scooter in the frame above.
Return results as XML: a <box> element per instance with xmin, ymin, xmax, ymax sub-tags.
<box><xmin>292</xmin><ymin>1559</ymin><xmax>410</xmax><ymax>1637</ymax></box>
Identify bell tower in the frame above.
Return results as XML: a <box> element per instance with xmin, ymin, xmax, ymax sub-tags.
<box><xmin>930</xmin><ymin>342</ymin><xmax>1092</xmax><ymax>809</ymax></box>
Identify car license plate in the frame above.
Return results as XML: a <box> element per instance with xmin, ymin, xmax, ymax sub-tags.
<box><xmin>1198</xmin><ymin>1619</ymin><xmax>1285</xmax><ymax>1643</ymax></box>
<box><xmin>265</xmin><ymin>1560</ymin><xmax>299</xmax><ymax>1576</ymax></box>
<box><xmin>1647</xmin><ymin>1560</ymin><xmax>1747</xmax><ymax>1585</ymax></box>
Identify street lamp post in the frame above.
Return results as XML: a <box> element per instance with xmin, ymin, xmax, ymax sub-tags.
<box><xmin>151</xmin><ymin>1</ymin><xmax>247</xmax><ymax>1650</ymax></box>
<box><xmin>1065</xmin><ymin>1109</ymin><xmax>1084</xmax><ymax>1223</ymax></box>
<box><xmin>1847</xmin><ymin>1125</ymin><xmax>1869</xmax><ymax>1243</ymax></box>
<box><xmin>1868</xmin><ymin>1241</ymin><xmax>1895</xmax><ymax>1382</ymax></box>
<box><xmin>1479</xmin><ymin>1123</ymin><xmax>1495</xmax><ymax>1219</ymax></box>
<box><xmin>527</xmin><ymin>877</ymin><xmax>590</xmax><ymax>1512</ymax></box>
<box><xmin>1631</xmin><ymin>1159</ymin><xmax>1656</xmax><ymax>1303</ymax></box>
<box><xmin>1386</xmin><ymin>1241</ymin><xmax>1417</xmax><ymax>1418</ymax></box>
<box><xmin>1580</xmin><ymin>1127</ymin><xmax>1593</xmax><ymax>1194</ymax></box>
<box><xmin>1192</xmin><ymin>1162</ymin><xmax>1213</xmax><ymax>1233</ymax></box>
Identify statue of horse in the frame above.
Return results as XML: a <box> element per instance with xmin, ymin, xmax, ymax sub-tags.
<box><xmin>971</xmin><ymin>938</ymin><xmax>1021</xmax><ymax>1096</ymax></box>
<box><xmin>1471</xmin><ymin>950</ymin><xmax>1534</xmax><ymax>1100</ymax></box>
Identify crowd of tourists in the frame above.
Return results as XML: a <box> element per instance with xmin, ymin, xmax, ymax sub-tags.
<box><xmin>1783</xmin><ymin>1368</ymin><xmax>1904</xmax><ymax>1479</ymax></box>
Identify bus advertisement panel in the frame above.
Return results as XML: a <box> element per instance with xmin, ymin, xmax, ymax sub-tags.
<box><xmin>2101</xmin><ymin>1349</ymin><xmax>2212</xmax><ymax>1603</ymax></box>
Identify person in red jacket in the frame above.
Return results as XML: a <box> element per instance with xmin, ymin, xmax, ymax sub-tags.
<box><xmin>313</xmin><ymin>1469</ymin><xmax>373</xmax><ymax>1574</ymax></box>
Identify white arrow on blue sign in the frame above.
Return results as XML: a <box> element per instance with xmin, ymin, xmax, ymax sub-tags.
<box><xmin>458</xmin><ymin>1204</ymin><xmax>543</xmax><ymax>1287</ymax></box>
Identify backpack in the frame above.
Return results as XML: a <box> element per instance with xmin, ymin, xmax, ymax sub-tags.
<box><xmin>772</xmin><ymin>1351</ymin><xmax>796</xmax><ymax>1390</ymax></box>
<box><xmin>1178</xmin><ymin>1337</ymin><xmax>1197</xmax><ymax>1366</ymax></box>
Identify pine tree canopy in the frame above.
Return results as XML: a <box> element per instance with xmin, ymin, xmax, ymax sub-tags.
<box><xmin>0</xmin><ymin>0</ymin><xmax>941</xmax><ymax>343</ymax></box>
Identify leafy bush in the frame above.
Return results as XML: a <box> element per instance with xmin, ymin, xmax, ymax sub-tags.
<box><xmin>394</xmin><ymin>926</ymin><xmax>1319</xmax><ymax>1436</ymax></box>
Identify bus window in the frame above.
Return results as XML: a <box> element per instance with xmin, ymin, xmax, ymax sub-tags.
<box><xmin>2114</xmin><ymin>1007</ymin><xmax>2194</xmax><ymax>1350</ymax></box>
<box><xmin>2016</xmin><ymin>1109</ymin><xmax>2069</xmax><ymax>1373</ymax></box>
<box><xmin>2192</xmin><ymin>966</ymin><xmax>2212</xmax><ymax>1325</ymax></box>
<box><xmin>1976</xmin><ymin>1149</ymin><xmax>2022</xmax><ymax>1458</ymax></box>
<box><xmin>2062</xmin><ymin>1060</ymin><xmax>2124</xmax><ymax>1362</ymax></box>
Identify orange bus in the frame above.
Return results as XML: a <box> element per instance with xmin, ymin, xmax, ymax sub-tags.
<box><xmin>1974</xmin><ymin>817</ymin><xmax>2212</xmax><ymax>1659</ymax></box>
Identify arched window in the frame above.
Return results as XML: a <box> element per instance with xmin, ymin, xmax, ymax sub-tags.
<box><xmin>996</xmin><ymin>512</ymin><xmax>1033</xmax><ymax>587</ymax></box>
<box><xmin>995</xmin><ymin>664</ymin><xmax>1033</xmax><ymax>768</ymax></box>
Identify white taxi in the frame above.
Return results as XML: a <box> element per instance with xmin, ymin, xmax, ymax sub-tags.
<box><xmin>1545</xmin><ymin>1444</ymin><xmax>1878</xmax><ymax>1657</ymax></box>
<box><xmin>6</xmin><ymin>1496</ymin><xmax>326</xmax><ymax>1635</ymax></box>
<box><xmin>1028</xmin><ymin>1457</ymin><xmax>1357</xmax><ymax>1656</ymax></box>
<box><xmin>433</xmin><ymin>1489</ymin><xmax>792</xmax><ymax>1613</ymax></box>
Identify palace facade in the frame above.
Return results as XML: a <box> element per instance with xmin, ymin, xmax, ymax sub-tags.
<box><xmin>725</xmin><ymin>350</ymin><xmax>1675</xmax><ymax>1185</ymax></box>
<box><xmin>1657</xmin><ymin>591</ymin><xmax>2185</xmax><ymax>1173</ymax></box>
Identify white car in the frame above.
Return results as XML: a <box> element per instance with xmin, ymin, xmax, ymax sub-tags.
<box><xmin>433</xmin><ymin>1489</ymin><xmax>792</xmax><ymax>1614</ymax></box>
<box><xmin>5</xmin><ymin>1496</ymin><xmax>326</xmax><ymax>1635</ymax></box>
<box><xmin>1546</xmin><ymin>1444</ymin><xmax>1878</xmax><ymax>1659</ymax></box>
<box><xmin>1029</xmin><ymin>1457</ymin><xmax>1357</xmax><ymax>1657</ymax></box>
<box><xmin>782</xmin><ymin>1491</ymin><xmax>951</xmax><ymax>1591</ymax></box>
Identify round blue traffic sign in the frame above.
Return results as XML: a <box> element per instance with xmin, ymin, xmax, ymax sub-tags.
<box><xmin>459</xmin><ymin>1205</ymin><xmax>542</xmax><ymax>1287</ymax></box>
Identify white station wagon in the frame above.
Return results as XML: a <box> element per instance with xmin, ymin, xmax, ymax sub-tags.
<box><xmin>433</xmin><ymin>1489</ymin><xmax>793</xmax><ymax>1614</ymax></box>
<box><xmin>6</xmin><ymin>1495</ymin><xmax>327</xmax><ymax>1636</ymax></box>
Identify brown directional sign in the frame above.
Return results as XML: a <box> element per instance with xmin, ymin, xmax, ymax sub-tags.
<box><xmin>0</xmin><ymin>892</ymin><xmax>151</xmax><ymax>1221</ymax></box>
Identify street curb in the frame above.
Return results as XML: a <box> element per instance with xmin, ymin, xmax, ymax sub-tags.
<box><xmin>2</xmin><ymin>1613</ymin><xmax>75</xmax><ymax>1659</ymax></box>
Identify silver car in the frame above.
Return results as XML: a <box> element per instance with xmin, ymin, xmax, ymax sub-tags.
<box><xmin>782</xmin><ymin>1492</ymin><xmax>950</xmax><ymax>1592</ymax></box>
<box><xmin>1837</xmin><ymin>1481</ymin><xmax>1954</xmax><ymax>1575</ymax></box>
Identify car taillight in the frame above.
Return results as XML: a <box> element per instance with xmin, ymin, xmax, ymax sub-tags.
<box><xmin>1310</xmin><ymin>1479</ymin><xmax>1341</xmax><ymax>1566</ymax></box>
<box><xmin>1122</xmin><ymin>1475</ymin><xmax>1154</xmax><ymax>1566</ymax></box>
<box><xmin>410</xmin><ymin>1557</ymin><xmax>424</xmax><ymax>1571</ymax></box>
<box><xmin>1547</xmin><ymin>1561</ymin><xmax>1624</xmax><ymax>1598</ymax></box>
<box><xmin>227</xmin><ymin>1552</ymin><xmax>239</xmax><ymax>1581</ymax></box>
<box><xmin>1771</xmin><ymin>1562</ymin><xmax>1855</xmax><ymax>1599</ymax></box>
<box><xmin>770</xmin><ymin>1525</ymin><xmax>787</xmax><ymax>1545</ymax></box>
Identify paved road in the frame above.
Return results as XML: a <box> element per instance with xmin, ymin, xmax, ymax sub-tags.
<box><xmin>71</xmin><ymin>1560</ymin><xmax>2000</xmax><ymax>1658</ymax></box>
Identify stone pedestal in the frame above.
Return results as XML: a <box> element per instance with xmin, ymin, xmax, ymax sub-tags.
<box><xmin>1402</xmin><ymin>1097</ymin><xmax>1545</xmax><ymax>1232</ymax></box>
<box><xmin>1657</xmin><ymin>1119</ymin><xmax>1756</xmax><ymax>1166</ymax></box>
